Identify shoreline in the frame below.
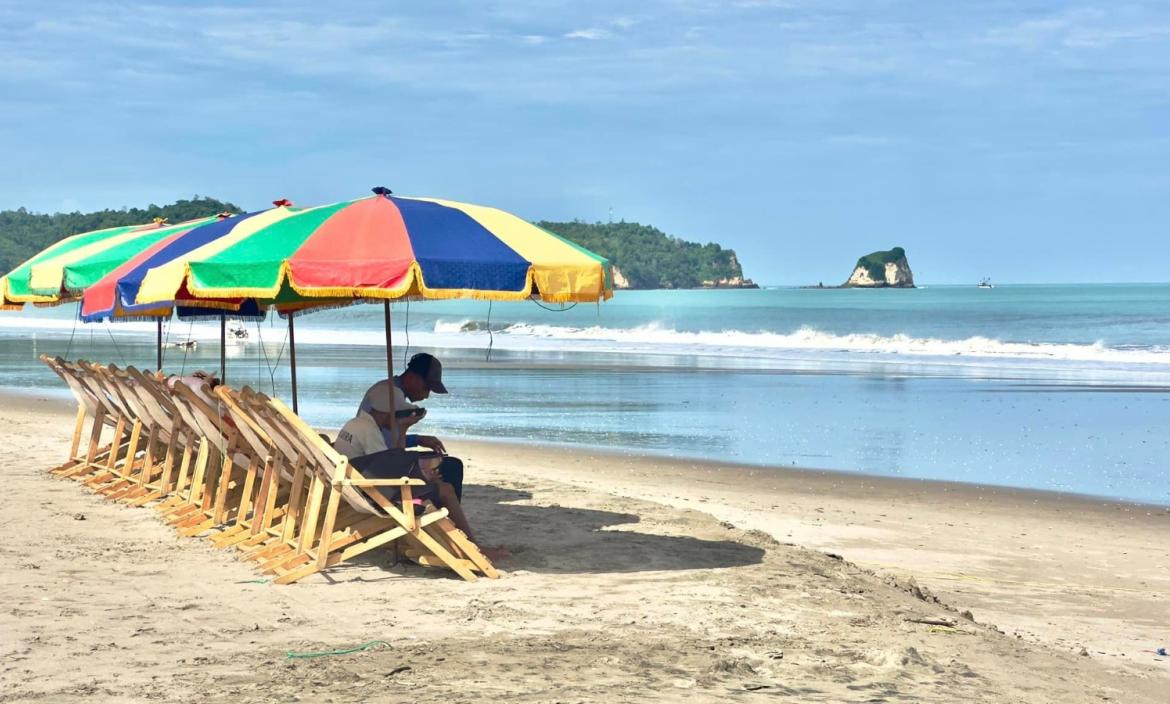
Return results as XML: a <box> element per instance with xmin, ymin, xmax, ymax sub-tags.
<box><xmin>11</xmin><ymin>385</ymin><xmax>1170</xmax><ymax>511</ymax></box>
<box><xmin>451</xmin><ymin>433</ymin><xmax>1170</xmax><ymax>511</ymax></box>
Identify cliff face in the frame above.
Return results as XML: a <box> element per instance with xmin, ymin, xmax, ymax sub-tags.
<box><xmin>843</xmin><ymin>247</ymin><xmax>915</xmax><ymax>288</ymax></box>
<box><xmin>700</xmin><ymin>252</ymin><xmax>758</xmax><ymax>288</ymax></box>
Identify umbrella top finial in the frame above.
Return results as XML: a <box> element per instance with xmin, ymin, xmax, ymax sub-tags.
<box><xmin>272</xmin><ymin>198</ymin><xmax>293</xmax><ymax>207</ymax></box>
<box><xmin>152</xmin><ymin>217</ymin><xmax>168</xmax><ymax>226</ymax></box>
<box><xmin>371</xmin><ymin>186</ymin><xmax>393</xmax><ymax>197</ymax></box>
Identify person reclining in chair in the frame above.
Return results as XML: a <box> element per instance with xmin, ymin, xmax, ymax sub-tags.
<box><xmin>333</xmin><ymin>382</ymin><xmax>506</xmax><ymax>560</ymax></box>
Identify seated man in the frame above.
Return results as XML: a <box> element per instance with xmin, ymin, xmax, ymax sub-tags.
<box><xmin>334</xmin><ymin>383</ymin><xmax>505</xmax><ymax>559</ymax></box>
<box><xmin>359</xmin><ymin>353</ymin><xmax>467</xmax><ymax>500</ymax></box>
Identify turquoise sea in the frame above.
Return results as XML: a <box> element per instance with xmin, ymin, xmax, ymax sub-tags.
<box><xmin>1</xmin><ymin>284</ymin><xmax>1168</xmax><ymax>505</ymax></box>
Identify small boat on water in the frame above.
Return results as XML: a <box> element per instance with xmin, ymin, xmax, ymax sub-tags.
<box><xmin>977</xmin><ymin>277</ymin><xmax>994</xmax><ymax>289</ymax></box>
<box><xmin>227</xmin><ymin>319</ymin><xmax>249</xmax><ymax>340</ymax></box>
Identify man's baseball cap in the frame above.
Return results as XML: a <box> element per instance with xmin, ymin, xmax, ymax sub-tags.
<box><xmin>407</xmin><ymin>353</ymin><xmax>448</xmax><ymax>394</ymax></box>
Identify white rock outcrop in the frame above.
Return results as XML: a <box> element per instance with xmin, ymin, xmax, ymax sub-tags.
<box><xmin>843</xmin><ymin>248</ymin><xmax>915</xmax><ymax>288</ymax></box>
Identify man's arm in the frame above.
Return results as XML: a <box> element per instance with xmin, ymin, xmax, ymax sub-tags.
<box><xmin>412</xmin><ymin>435</ymin><xmax>447</xmax><ymax>454</ymax></box>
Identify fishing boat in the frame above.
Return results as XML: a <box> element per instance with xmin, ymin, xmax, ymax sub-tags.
<box><xmin>977</xmin><ymin>277</ymin><xmax>994</xmax><ymax>289</ymax></box>
<box><xmin>227</xmin><ymin>319</ymin><xmax>249</xmax><ymax>340</ymax></box>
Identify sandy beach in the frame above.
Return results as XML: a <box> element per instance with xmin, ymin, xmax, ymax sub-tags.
<box><xmin>1</xmin><ymin>392</ymin><xmax>1167</xmax><ymax>703</ymax></box>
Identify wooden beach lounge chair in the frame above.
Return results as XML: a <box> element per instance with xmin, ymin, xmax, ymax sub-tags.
<box><xmin>83</xmin><ymin>363</ymin><xmax>171</xmax><ymax>502</ymax></box>
<box><xmin>206</xmin><ymin>386</ymin><xmax>303</xmax><ymax>557</ymax></box>
<box><xmin>156</xmin><ymin>380</ymin><xmax>251</xmax><ymax>538</ymax></box>
<box><xmin>40</xmin><ymin>355</ymin><xmax>117</xmax><ymax>476</ymax></box>
<box><xmin>94</xmin><ymin>365</ymin><xmax>177</xmax><ymax>504</ymax></box>
<box><xmin>218</xmin><ymin>387</ymin><xmax>497</xmax><ymax>583</ymax></box>
<box><xmin>151</xmin><ymin>378</ymin><xmax>226</xmax><ymax>524</ymax></box>
<box><xmin>116</xmin><ymin>366</ymin><xmax>194</xmax><ymax>507</ymax></box>
<box><xmin>59</xmin><ymin>360</ymin><xmax>144</xmax><ymax>491</ymax></box>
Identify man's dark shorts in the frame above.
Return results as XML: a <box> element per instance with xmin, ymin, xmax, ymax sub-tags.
<box><xmin>349</xmin><ymin>449</ymin><xmax>439</xmax><ymax>506</ymax></box>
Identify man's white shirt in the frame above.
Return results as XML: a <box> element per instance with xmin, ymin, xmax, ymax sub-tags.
<box><xmin>333</xmin><ymin>411</ymin><xmax>389</xmax><ymax>459</ymax></box>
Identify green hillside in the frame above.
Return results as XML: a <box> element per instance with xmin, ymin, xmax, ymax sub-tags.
<box><xmin>538</xmin><ymin>220</ymin><xmax>748</xmax><ymax>289</ymax></box>
<box><xmin>0</xmin><ymin>197</ymin><xmax>242</xmax><ymax>274</ymax></box>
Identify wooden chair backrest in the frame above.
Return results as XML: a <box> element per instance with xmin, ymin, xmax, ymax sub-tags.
<box><xmin>120</xmin><ymin>366</ymin><xmax>177</xmax><ymax>433</ymax></box>
<box><xmin>219</xmin><ymin>386</ymin><xmax>286</xmax><ymax>464</ymax></box>
<box><xmin>261</xmin><ymin>397</ymin><xmax>383</xmax><ymax>516</ymax></box>
<box><xmin>41</xmin><ymin>355</ymin><xmax>100</xmax><ymax>415</ymax></box>
<box><xmin>224</xmin><ymin>387</ymin><xmax>327</xmax><ymax>486</ymax></box>
<box><xmin>94</xmin><ymin>365</ymin><xmax>157</xmax><ymax>434</ymax></box>
<box><xmin>169</xmin><ymin>381</ymin><xmax>234</xmax><ymax>454</ymax></box>
<box><xmin>73</xmin><ymin>361</ymin><xmax>130</xmax><ymax>421</ymax></box>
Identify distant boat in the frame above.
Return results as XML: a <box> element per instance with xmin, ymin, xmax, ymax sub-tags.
<box><xmin>977</xmin><ymin>278</ymin><xmax>994</xmax><ymax>289</ymax></box>
<box><xmin>227</xmin><ymin>319</ymin><xmax>249</xmax><ymax>340</ymax></box>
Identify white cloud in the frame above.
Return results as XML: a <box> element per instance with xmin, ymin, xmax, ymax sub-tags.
<box><xmin>983</xmin><ymin>7</ymin><xmax>1170</xmax><ymax>51</ymax></box>
<box><xmin>565</xmin><ymin>28</ymin><xmax>611</xmax><ymax>40</ymax></box>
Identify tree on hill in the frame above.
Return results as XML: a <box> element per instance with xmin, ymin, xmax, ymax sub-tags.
<box><xmin>0</xmin><ymin>197</ymin><xmax>242</xmax><ymax>274</ymax></box>
<box><xmin>538</xmin><ymin>220</ymin><xmax>746</xmax><ymax>289</ymax></box>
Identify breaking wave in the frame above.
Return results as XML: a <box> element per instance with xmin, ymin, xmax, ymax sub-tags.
<box><xmin>5</xmin><ymin>314</ymin><xmax>1169</xmax><ymax>367</ymax></box>
<box><xmin>477</xmin><ymin>322</ymin><xmax>1170</xmax><ymax>365</ymax></box>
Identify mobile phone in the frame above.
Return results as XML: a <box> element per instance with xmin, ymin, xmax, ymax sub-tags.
<box><xmin>394</xmin><ymin>408</ymin><xmax>426</xmax><ymax>419</ymax></box>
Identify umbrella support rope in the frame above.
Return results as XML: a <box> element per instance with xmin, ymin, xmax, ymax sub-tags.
<box><xmin>105</xmin><ymin>325</ymin><xmax>127</xmax><ymax>366</ymax></box>
<box><xmin>401</xmin><ymin>299</ymin><xmax>410</xmax><ymax>366</ymax></box>
<box><xmin>64</xmin><ymin>302</ymin><xmax>79</xmax><ymax>360</ymax></box>
<box><xmin>156</xmin><ymin>319</ymin><xmax>163</xmax><ymax>371</ymax></box>
<box><xmin>180</xmin><ymin>321</ymin><xmax>194</xmax><ymax>375</ymax></box>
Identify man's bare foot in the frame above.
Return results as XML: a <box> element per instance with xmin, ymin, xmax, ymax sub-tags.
<box><xmin>481</xmin><ymin>545</ymin><xmax>510</xmax><ymax>561</ymax></box>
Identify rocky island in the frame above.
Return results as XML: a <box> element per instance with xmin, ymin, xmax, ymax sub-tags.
<box><xmin>843</xmin><ymin>246</ymin><xmax>915</xmax><ymax>288</ymax></box>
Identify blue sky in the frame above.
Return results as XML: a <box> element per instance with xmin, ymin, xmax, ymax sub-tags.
<box><xmin>2</xmin><ymin>1</ymin><xmax>1168</xmax><ymax>284</ymax></box>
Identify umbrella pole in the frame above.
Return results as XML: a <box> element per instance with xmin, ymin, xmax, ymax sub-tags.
<box><xmin>383</xmin><ymin>300</ymin><xmax>400</xmax><ymax>448</ymax></box>
<box><xmin>219</xmin><ymin>313</ymin><xmax>226</xmax><ymax>384</ymax></box>
<box><xmin>288</xmin><ymin>312</ymin><xmax>299</xmax><ymax>414</ymax></box>
<box><xmin>383</xmin><ymin>301</ymin><xmax>394</xmax><ymax>380</ymax></box>
<box><xmin>156</xmin><ymin>318</ymin><xmax>163</xmax><ymax>371</ymax></box>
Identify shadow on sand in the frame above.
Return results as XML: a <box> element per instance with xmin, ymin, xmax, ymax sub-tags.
<box><xmin>346</xmin><ymin>484</ymin><xmax>766</xmax><ymax>578</ymax></box>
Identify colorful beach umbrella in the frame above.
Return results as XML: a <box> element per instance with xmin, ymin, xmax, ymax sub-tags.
<box><xmin>4</xmin><ymin>188</ymin><xmax>614</xmax><ymax>411</ymax></box>
<box><xmin>0</xmin><ymin>216</ymin><xmax>221</xmax><ymax>309</ymax></box>
<box><xmin>123</xmin><ymin>188</ymin><xmax>613</xmax><ymax>313</ymax></box>
<box><xmin>80</xmin><ymin>203</ymin><xmax>299</xmax><ymax>322</ymax></box>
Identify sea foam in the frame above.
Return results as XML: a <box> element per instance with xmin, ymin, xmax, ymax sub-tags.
<box><xmin>5</xmin><ymin>315</ymin><xmax>1169</xmax><ymax>367</ymax></box>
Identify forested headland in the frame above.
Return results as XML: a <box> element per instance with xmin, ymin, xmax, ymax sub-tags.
<box><xmin>538</xmin><ymin>220</ymin><xmax>752</xmax><ymax>289</ymax></box>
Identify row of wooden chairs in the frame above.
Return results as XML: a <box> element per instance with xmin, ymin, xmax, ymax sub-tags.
<box><xmin>40</xmin><ymin>355</ymin><xmax>498</xmax><ymax>583</ymax></box>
